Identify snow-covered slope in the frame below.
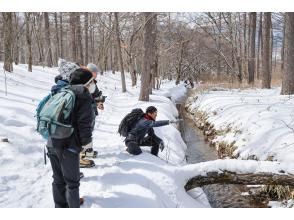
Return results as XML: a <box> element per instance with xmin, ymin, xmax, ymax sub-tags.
<box><xmin>186</xmin><ymin>88</ymin><xmax>294</xmax><ymax>163</ymax></box>
<box><xmin>0</xmin><ymin>63</ymin><xmax>202</xmax><ymax>208</ymax></box>
<box><xmin>2</xmin><ymin>64</ymin><xmax>293</xmax><ymax>208</ymax></box>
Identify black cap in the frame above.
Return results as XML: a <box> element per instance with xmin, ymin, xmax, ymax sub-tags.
<box><xmin>69</xmin><ymin>68</ymin><xmax>93</xmax><ymax>85</ymax></box>
<box><xmin>146</xmin><ymin>106</ymin><xmax>157</xmax><ymax>114</ymax></box>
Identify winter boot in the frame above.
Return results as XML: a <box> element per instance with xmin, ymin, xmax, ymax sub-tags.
<box><xmin>80</xmin><ymin>148</ymin><xmax>98</xmax><ymax>158</ymax></box>
<box><xmin>80</xmin><ymin>154</ymin><xmax>95</xmax><ymax>168</ymax></box>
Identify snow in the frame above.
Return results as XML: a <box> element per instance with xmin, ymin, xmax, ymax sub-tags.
<box><xmin>1</xmin><ymin>64</ymin><xmax>293</xmax><ymax>208</ymax></box>
<box><xmin>0</xmin><ymin>63</ymin><xmax>197</xmax><ymax>208</ymax></box>
<box><xmin>186</xmin><ymin>87</ymin><xmax>294</xmax><ymax>164</ymax></box>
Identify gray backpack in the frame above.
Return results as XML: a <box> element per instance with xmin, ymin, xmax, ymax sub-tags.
<box><xmin>36</xmin><ymin>86</ymin><xmax>75</xmax><ymax>140</ymax></box>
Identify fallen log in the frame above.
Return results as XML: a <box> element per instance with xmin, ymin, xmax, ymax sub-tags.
<box><xmin>185</xmin><ymin>171</ymin><xmax>294</xmax><ymax>191</ymax></box>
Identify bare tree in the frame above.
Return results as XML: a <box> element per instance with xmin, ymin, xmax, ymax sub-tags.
<box><xmin>54</xmin><ymin>12</ymin><xmax>60</xmax><ymax>62</ymax></box>
<box><xmin>114</xmin><ymin>12</ymin><xmax>126</xmax><ymax>92</ymax></box>
<box><xmin>139</xmin><ymin>12</ymin><xmax>157</xmax><ymax>101</ymax></box>
<box><xmin>256</xmin><ymin>12</ymin><xmax>263</xmax><ymax>79</ymax></box>
<box><xmin>2</xmin><ymin>13</ymin><xmax>13</xmax><ymax>72</ymax></box>
<box><xmin>44</xmin><ymin>12</ymin><xmax>53</xmax><ymax>67</ymax></box>
<box><xmin>248</xmin><ymin>12</ymin><xmax>256</xmax><ymax>84</ymax></box>
<box><xmin>217</xmin><ymin>13</ymin><xmax>222</xmax><ymax>80</ymax></box>
<box><xmin>59</xmin><ymin>13</ymin><xmax>64</xmax><ymax>58</ymax></box>
<box><xmin>281</xmin><ymin>13</ymin><xmax>294</xmax><ymax>95</ymax></box>
<box><xmin>25</xmin><ymin>13</ymin><xmax>33</xmax><ymax>72</ymax></box>
<box><xmin>84</xmin><ymin>12</ymin><xmax>89</xmax><ymax>64</ymax></box>
<box><xmin>70</xmin><ymin>13</ymin><xmax>77</xmax><ymax>61</ymax></box>
<box><xmin>13</xmin><ymin>13</ymin><xmax>20</xmax><ymax>65</ymax></box>
<box><xmin>76</xmin><ymin>13</ymin><xmax>83</xmax><ymax>64</ymax></box>
<box><xmin>32</xmin><ymin>13</ymin><xmax>44</xmax><ymax>64</ymax></box>
<box><xmin>281</xmin><ymin>14</ymin><xmax>286</xmax><ymax>71</ymax></box>
<box><xmin>243</xmin><ymin>13</ymin><xmax>248</xmax><ymax>80</ymax></box>
<box><xmin>261</xmin><ymin>12</ymin><xmax>272</xmax><ymax>89</ymax></box>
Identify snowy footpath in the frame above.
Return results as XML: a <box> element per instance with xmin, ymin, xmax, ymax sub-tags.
<box><xmin>1</xmin><ymin>64</ymin><xmax>294</xmax><ymax>208</ymax></box>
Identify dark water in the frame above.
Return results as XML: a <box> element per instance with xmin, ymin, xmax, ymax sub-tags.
<box><xmin>178</xmin><ymin>104</ymin><xmax>264</xmax><ymax>208</ymax></box>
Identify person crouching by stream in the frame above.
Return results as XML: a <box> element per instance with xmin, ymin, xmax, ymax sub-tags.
<box><xmin>124</xmin><ymin>106</ymin><xmax>179</xmax><ymax>156</ymax></box>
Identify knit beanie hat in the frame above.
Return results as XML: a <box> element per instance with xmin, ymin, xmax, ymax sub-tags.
<box><xmin>87</xmin><ymin>63</ymin><xmax>99</xmax><ymax>73</ymax></box>
<box><xmin>58</xmin><ymin>58</ymin><xmax>80</xmax><ymax>81</ymax></box>
<box><xmin>69</xmin><ymin>68</ymin><xmax>94</xmax><ymax>85</ymax></box>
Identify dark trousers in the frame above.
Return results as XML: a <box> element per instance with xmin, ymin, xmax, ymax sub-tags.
<box><xmin>47</xmin><ymin>147</ymin><xmax>80</xmax><ymax>208</ymax></box>
<box><xmin>126</xmin><ymin>135</ymin><xmax>161</xmax><ymax>156</ymax></box>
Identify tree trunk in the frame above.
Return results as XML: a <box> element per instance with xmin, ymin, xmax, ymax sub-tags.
<box><xmin>149</xmin><ymin>14</ymin><xmax>157</xmax><ymax>93</ymax></box>
<box><xmin>13</xmin><ymin>13</ymin><xmax>19</xmax><ymax>65</ymax></box>
<box><xmin>70</xmin><ymin>13</ymin><xmax>77</xmax><ymax>61</ymax></box>
<box><xmin>59</xmin><ymin>13</ymin><xmax>64</xmax><ymax>58</ymax></box>
<box><xmin>139</xmin><ymin>12</ymin><xmax>157</xmax><ymax>101</ymax></box>
<box><xmin>89</xmin><ymin>14</ymin><xmax>95</xmax><ymax>63</ymax></box>
<box><xmin>75</xmin><ymin>13</ymin><xmax>83</xmax><ymax>65</ymax></box>
<box><xmin>175</xmin><ymin>41</ymin><xmax>184</xmax><ymax>85</ymax></box>
<box><xmin>281</xmin><ymin>13</ymin><xmax>294</xmax><ymax>95</ymax></box>
<box><xmin>248</xmin><ymin>12</ymin><xmax>256</xmax><ymax>85</ymax></box>
<box><xmin>257</xmin><ymin>12</ymin><xmax>263</xmax><ymax>80</ymax></box>
<box><xmin>228</xmin><ymin>13</ymin><xmax>235</xmax><ymax>80</ymax></box>
<box><xmin>25</xmin><ymin>13</ymin><xmax>32</xmax><ymax>72</ymax></box>
<box><xmin>33</xmin><ymin>13</ymin><xmax>44</xmax><ymax>64</ymax></box>
<box><xmin>185</xmin><ymin>171</ymin><xmax>294</xmax><ymax>191</ymax></box>
<box><xmin>2</xmin><ymin>13</ymin><xmax>13</xmax><ymax>72</ymax></box>
<box><xmin>84</xmin><ymin>12</ymin><xmax>89</xmax><ymax>65</ymax></box>
<box><xmin>243</xmin><ymin>13</ymin><xmax>249</xmax><ymax>80</ymax></box>
<box><xmin>114</xmin><ymin>12</ymin><xmax>126</xmax><ymax>93</ymax></box>
<box><xmin>270</xmin><ymin>23</ymin><xmax>274</xmax><ymax>76</ymax></box>
<box><xmin>281</xmin><ymin>16</ymin><xmax>286</xmax><ymax>71</ymax></box>
<box><xmin>217</xmin><ymin>13</ymin><xmax>222</xmax><ymax>80</ymax></box>
<box><xmin>261</xmin><ymin>12</ymin><xmax>271</xmax><ymax>89</ymax></box>
<box><xmin>54</xmin><ymin>12</ymin><xmax>60</xmax><ymax>63</ymax></box>
<box><xmin>44</xmin><ymin>12</ymin><xmax>53</xmax><ymax>67</ymax></box>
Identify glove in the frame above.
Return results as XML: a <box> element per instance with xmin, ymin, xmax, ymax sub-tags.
<box><xmin>82</xmin><ymin>142</ymin><xmax>93</xmax><ymax>152</ymax></box>
<box><xmin>97</xmin><ymin>102</ymin><xmax>104</xmax><ymax>110</ymax></box>
<box><xmin>159</xmin><ymin>142</ymin><xmax>165</xmax><ymax>152</ymax></box>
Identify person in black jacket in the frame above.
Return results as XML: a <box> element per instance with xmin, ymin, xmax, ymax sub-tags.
<box><xmin>46</xmin><ymin>68</ymin><xmax>95</xmax><ymax>208</ymax></box>
<box><xmin>125</xmin><ymin>106</ymin><xmax>178</xmax><ymax>156</ymax></box>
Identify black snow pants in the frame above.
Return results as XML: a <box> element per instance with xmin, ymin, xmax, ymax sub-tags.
<box><xmin>47</xmin><ymin>147</ymin><xmax>80</xmax><ymax>208</ymax></box>
<box><xmin>126</xmin><ymin>135</ymin><xmax>162</xmax><ymax>156</ymax></box>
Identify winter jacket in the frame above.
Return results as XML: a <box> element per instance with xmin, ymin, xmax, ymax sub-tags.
<box><xmin>51</xmin><ymin>79</ymin><xmax>69</xmax><ymax>95</ymax></box>
<box><xmin>47</xmin><ymin>85</ymin><xmax>95</xmax><ymax>152</ymax></box>
<box><xmin>125</xmin><ymin>115</ymin><xmax>169</xmax><ymax>144</ymax></box>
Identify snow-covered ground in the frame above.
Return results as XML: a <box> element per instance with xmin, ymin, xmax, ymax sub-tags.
<box><xmin>1</xmin><ymin>64</ymin><xmax>294</xmax><ymax>208</ymax></box>
<box><xmin>0</xmin><ymin>63</ymin><xmax>206</xmax><ymax>208</ymax></box>
<box><xmin>186</xmin><ymin>88</ymin><xmax>294</xmax><ymax>164</ymax></box>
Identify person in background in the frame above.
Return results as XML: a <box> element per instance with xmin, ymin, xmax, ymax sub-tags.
<box><xmin>79</xmin><ymin>63</ymin><xmax>106</xmax><ymax>160</ymax></box>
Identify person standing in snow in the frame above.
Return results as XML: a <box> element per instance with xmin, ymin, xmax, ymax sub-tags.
<box><xmin>78</xmin><ymin>63</ymin><xmax>106</xmax><ymax>160</ymax></box>
<box><xmin>125</xmin><ymin>106</ymin><xmax>179</xmax><ymax>156</ymax></box>
<box><xmin>86</xmin><ymin>63</ymin><xmax>105</xmax><ymax>114</ymax></box>
<box><xmin>51</xmin><ymin>59</ymin><xmax>98</xmax><ymax>168</ymax></box>
<box><xmin>46</xmin><ymin>68</ymin><xmax>96</xmax><ymax>208</ymax></box>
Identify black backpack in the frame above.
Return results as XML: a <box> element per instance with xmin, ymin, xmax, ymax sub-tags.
<box><xmin>118</xmin><ymin>108</ymin><xmax>144</xmax><ymax>137</ymax></box>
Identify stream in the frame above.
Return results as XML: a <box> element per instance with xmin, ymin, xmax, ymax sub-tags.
<box><xmin>177</xmin><ymin>103</ymin><xmax>267</xmax><ymax>208</ymax></box>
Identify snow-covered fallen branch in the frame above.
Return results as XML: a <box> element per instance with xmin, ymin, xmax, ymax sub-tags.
<box><xmin>185</xmin><ymin>170</ymin><xmax>294</xmax><ymax>191</ymax></box>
